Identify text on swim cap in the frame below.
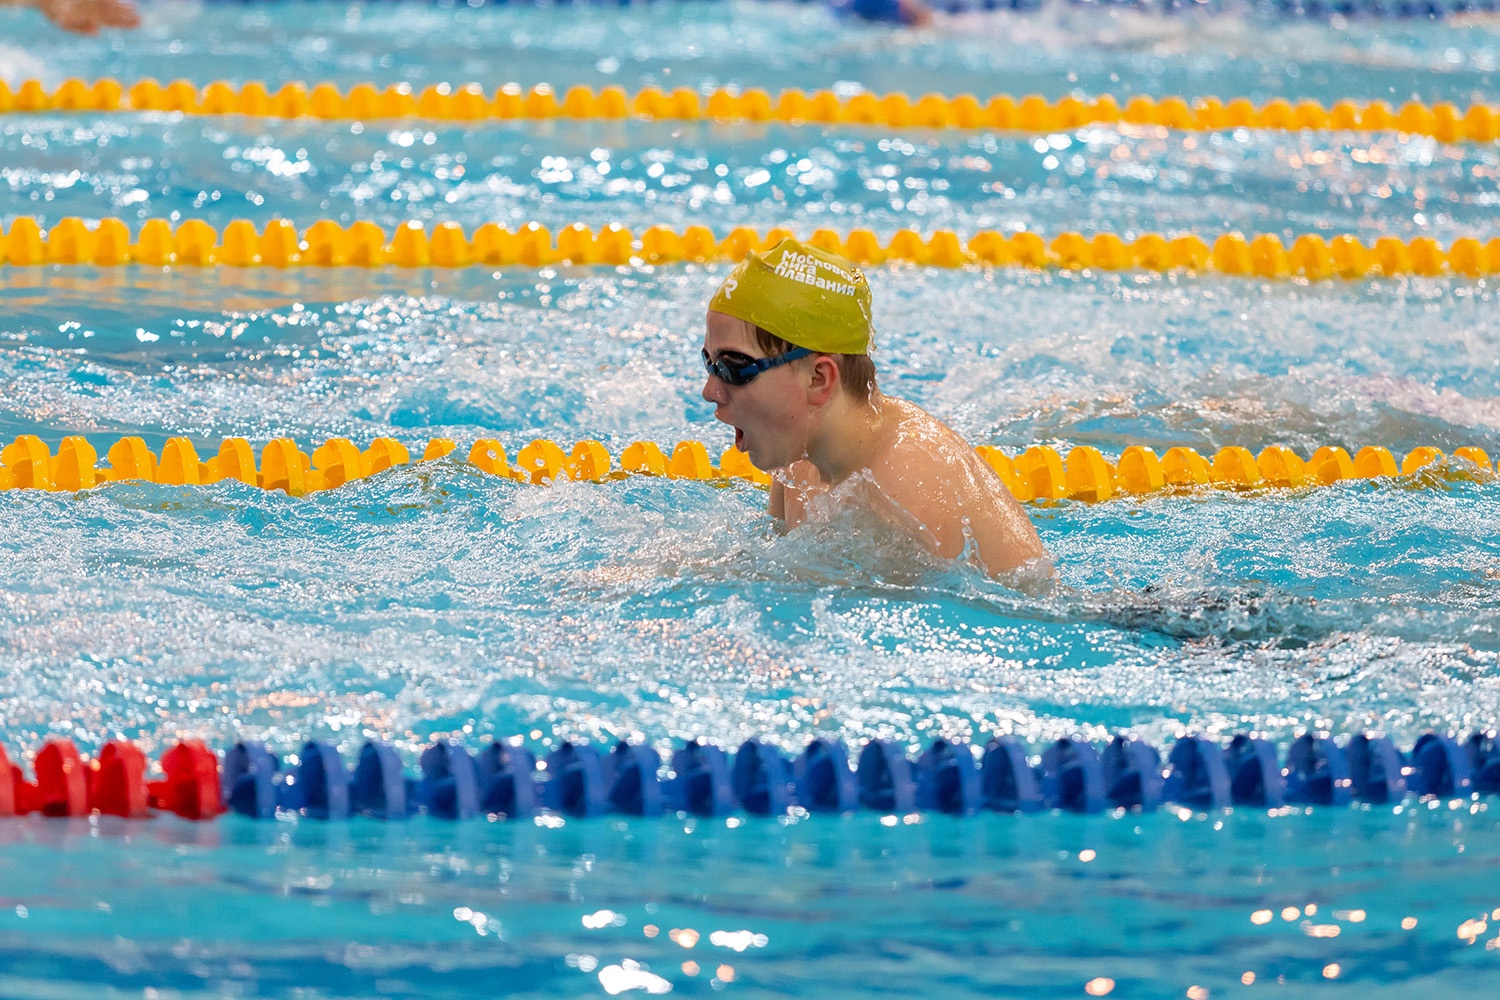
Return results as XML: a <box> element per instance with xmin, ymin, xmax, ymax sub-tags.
<box><xmin>773</xmin><ymin>252</ymin><xmax>858</xmax><ymax>297</ymax></box>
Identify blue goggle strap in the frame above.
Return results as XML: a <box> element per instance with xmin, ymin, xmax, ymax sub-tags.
<box><xmin>727</xmin><ymin>346</ymin><xmax>812</xmax><ymax>382</ymax></box>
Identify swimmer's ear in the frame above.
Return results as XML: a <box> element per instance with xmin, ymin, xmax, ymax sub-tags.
<box><xmin>805</xmin><ymin>355</ymin><xmax>840</xmax><ymax>406</ymax></box>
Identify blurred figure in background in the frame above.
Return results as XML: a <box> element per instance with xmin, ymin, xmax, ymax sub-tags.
<box><xmin>2</xmin><ymin>0</ymin><xmax>139</xmax><ymax>34</ymax></box>
<box><xmin>847</xmin><ymin>0</ymin><xmax>934</xmax><ymax>25</ymax></box>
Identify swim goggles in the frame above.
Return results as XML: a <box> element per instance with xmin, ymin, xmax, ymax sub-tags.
<box><xmin>701</xmin><ymin>347</ymin><xmax>812</xmax><ymax>387</ymax></box>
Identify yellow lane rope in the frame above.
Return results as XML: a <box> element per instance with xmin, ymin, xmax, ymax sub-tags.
<box><xmin>1</xmin><ymin>434</ymin><xmax>1492</xmax><ymax>502</ymax></box>
<box><xmin>2</xmin><ymin>78</ymin><xmax>1498</xmax><ymax>142</ymax></box>
<box><xmin>4</xmin><ymin>218</ymin><xmax>1499</xmax><ymax>278</ymax></box>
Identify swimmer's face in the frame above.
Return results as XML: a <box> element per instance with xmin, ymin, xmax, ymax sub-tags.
<box><xmin>701</xmin><ymin>310</ymin><xmax>813</xmax><ymax>471</ymax></box>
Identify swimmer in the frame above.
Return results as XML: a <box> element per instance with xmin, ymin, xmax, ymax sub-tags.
<box><xmin>848</xmin><ymin>0</ymin><xmax>934</xmax><ymax>27</ymax></box>
<box><xmin>3</xmin><ymin>0</ymin><xmax>138</xmax><ymax>34</ymax></box>
<box><xmin>701</xmin><ymin>238</ymin><xmax>1053</xmax><ymax>590</ymax></box>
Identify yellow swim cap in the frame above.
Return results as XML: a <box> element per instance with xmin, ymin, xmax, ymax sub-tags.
<box><xmin>709</xmin><ymin>238</ymin><xmax>873</xmax><ymax>355</ymax></box>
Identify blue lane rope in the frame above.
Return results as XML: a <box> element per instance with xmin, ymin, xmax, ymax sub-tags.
<box><xmin>14</xmin><ymin>730</ymin><xmax>1498</xmax><ymax>821</ymax></box>
<box><xmin>10</xmin><ymin>730</ymin><xmax>1500</xmax><ymax>820</ymax></box>
<box><xmin>208</xmin><ymin>729</ymin><xmax>1500</xmax><ymax>820</ymax></box>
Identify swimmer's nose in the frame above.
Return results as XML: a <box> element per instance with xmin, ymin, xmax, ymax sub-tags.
<box><xmin>702</xmin><ymin>375</ymin><xmax>727</xmax><ymax>405</ymax></box>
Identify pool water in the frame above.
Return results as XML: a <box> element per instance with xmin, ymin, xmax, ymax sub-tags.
<box><xmin>2</xmin><ymin>3</ymin><xmax>1499</xmax><ymax>998</ymax></box>
<box><xmin>1</xmin><ymin>808</ymin><xmax>1499</xmax><ymax>998</ymax></box>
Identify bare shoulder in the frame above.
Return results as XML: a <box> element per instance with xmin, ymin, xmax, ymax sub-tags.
<box><xmin>864</xmin><ymin>400</ymin><xmax>975</xmax><ymax>502</ymax></box>
<box><xmin>863</xmin><ymin>398</ymin><xmax>1050</xmax><ymax>577</ymax></box>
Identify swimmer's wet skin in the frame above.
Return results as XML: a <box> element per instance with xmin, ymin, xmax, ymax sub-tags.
<box><xmin>2</xmin><ymin>0</ymin><xmax>139</xmax><ymax>35</ymax></box>
<box><xmin>701</xmin><ymin>238</ymin><xmax>1053</xmax><ymax>590</ymax></box>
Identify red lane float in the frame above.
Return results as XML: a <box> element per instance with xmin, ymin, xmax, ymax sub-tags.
<box><xmin>0</xmin><ymin>739</ymin><xmax>221</xmax><ymax>820</ymax></box>
<box><xmin>33</xmin><ymin>739</ymin><xmax>88</xmax><ymax>816</ymax></box>
<box><xmin>89</xmin><ymin>740</ymin><xmax>149</xmax><ymax>818</ymax></box>
<box><xmin>148</xmin><ymin>740</ymin><xmax>226</xmax><ymax>820</ymax></box>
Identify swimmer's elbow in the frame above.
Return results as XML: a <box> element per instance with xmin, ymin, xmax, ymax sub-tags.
<box><xmin>977</xmin><ymin>530</ymin><xmax>1054</xmax><ymax>592</ymax></box>
<box><xmin>990</xmin><ymin>553</ymin><xmax>1056</xmax><ymax>596</ymax></box>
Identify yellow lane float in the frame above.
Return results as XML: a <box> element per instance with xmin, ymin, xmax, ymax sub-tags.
<box><xmin>5</xmin><ymin>218</ymin><xmax>1499</xmax><ymax>279</ymax></box>
<box><xmin>0</xmin><ymin>436</ymin><xmax>1490</xmax><ymax>502</ymax></box>
<box><xmin>4</xmin><ymin>78</ymin><xmax>1498</xmax><ymax>143</ymax></box>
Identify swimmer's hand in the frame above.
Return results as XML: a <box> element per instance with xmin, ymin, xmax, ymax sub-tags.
<box><xmin>32</xmin><ymin>0</ymin><xmax>139</xmax><ymax>34</ymax></box>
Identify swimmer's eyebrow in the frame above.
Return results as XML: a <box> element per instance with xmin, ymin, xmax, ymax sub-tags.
<box><xmin>709</xmin><ymin>349</ymin><xmax>755</xmax><ymax>362</ymax></box>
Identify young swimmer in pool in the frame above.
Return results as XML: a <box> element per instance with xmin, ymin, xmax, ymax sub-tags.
<box><xmin>701</xmin><ymin>238</ymin><xmax>1053</xmax><ymax>590</ymax></box>
<box><xmin>2</xmin><ymin>0</ymin><xmax>138</xmax><ymax>34</ymax></box>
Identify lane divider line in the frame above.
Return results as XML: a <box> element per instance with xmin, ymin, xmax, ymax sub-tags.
<box><xmin>0</xmin><ymin>435</ymin><xmax>1492</xmax><ymax>500</ymax></box>
<box><xmin>5</xmin><ymin>218</ymin><xmax>1499</xmax><ymax>278</ymax></box>
<box><xmin>3</xmin><ymin>78</ymin><xmax>1498</xmax><ymax>142</ymax></box>
<box><xmin>3</xmin><ymin>729</ymin><xmax>1494</xmax><ymax>821</ymax></box>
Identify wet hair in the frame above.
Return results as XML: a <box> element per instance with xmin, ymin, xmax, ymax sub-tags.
<box><xmin>752</xmin><ymin>326</ymin><xmax>878</xmax><ymax>403</ymax></box>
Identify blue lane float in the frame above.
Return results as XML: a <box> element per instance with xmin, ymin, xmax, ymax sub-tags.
<box><xmin>857</xmin><ymin>739</ymin><xmax>915</xmax><ymax>813</ymax></box>
<box><xmin>1163</xmin><ymin>735</ymin><xmax>1231</xmax><ymax>810</ymax></box>
<box><xmin>979</xmin><ymin>736</ymin><xmax>1042</xmax><ymax>812</ymax></box>
<box><xmin>915</xmin><ymin>738</ymin><xmax>981</xmax><ymax>816</ymax></box>
<box><xmin>477</xmin><ymin>741</ymin><xmax>537</xmax><ymax>817</ymax></box>
<box><xmin>1470</xmin><ymin>733</ymin><xmax>1500</xmax><ymax>794</ymax></box>
<box><xmin>211</xmin><ymin>729</ymin><xmax>1500</xmax><ymax>821</ymax></box>
<box><xmin>541</xmin><ymin>741</ymin><xmax>610</xmax><ymax>817</ymax></box>
<box><xmin>8</xmin><ymin>730</ymin><xmax>1500</xmax><ymax>822</ymax></box>
<box><xmin>419</xmin><ymin>739</ymin><xmax>479</xmax><ymax>820</ymax></box>
<box><xmin>1225</xmin><ymin>734</ymin><xmax>1283</xmax><ymax>809</ymax></box>
<box><xmin>1348</xmin><ymin>734</ymin><xmax>1407</xmax><ymax>802</ymax></box>
<box><xmin>794</xmin><ymin>738</ymin><xmax>859</xmax><ymax>813</ymax></box>
<box><xmin>1039</xmin><ymin>737</ymin><xmax>1106</xmax><ymax>813</ymax></box>
<box><xmin>1103</xmin><ymin>736</ymin><xmax>1162</xmax><ymax>811</ymax></box>
<box><xmin>668</xmin><ymin>740</ymin><xmax>736</xmax><ymax>816</ymax></box>
<box><xmin>1283</xmin><ymin>733</ymin><xmax>1350</xmax><ymax>806</ymax></box>
<box><xmin>1408</xmin><ymin>732</ymin><xmax>1471</xmax><ymax>797</ymax></box>
<box><xmin>730</xmin><ymin>738</ymin><xmax>794</xmax><ymax>816</ymax></box>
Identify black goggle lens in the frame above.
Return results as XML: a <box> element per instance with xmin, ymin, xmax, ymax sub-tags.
<box><xmin>702</xmin><ymin>350</ymin><xmax>756</xmax><ymax>386</ymax></box>
<box><xmin>701</xmin><ymin>347</ymin><xmax>811</xmax><ymax>387</ymax></box>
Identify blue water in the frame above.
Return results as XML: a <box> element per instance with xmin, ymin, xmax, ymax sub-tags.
<box><xmin>2</xmin><ymin>3</ymin><xmax>1500</xmax><ymax>998</ymax></box>
<box><xmin>0</xmin><ymin>808</ymin><xmax>1498</xmax><ymax>998</ymax></box>
<box><xmin>5</xmin><ymin>3</ymin><xmax>1500</xmax><ymax>104</ymax></box>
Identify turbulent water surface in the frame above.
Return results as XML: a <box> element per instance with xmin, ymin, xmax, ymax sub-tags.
<box><xmin>0</xmin><ymin>4</ymin><xmax>1498</xmax><ymax>999</ymax></box>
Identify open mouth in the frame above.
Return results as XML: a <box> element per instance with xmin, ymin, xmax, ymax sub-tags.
<box><xmin>734</xmin><ymin>427</ymin><xmax>745</xmax><ymax>451</ymax></box>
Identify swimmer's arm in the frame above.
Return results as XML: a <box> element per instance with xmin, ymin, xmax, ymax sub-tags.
<box><xmin>5</xmin><ymin>0</ymin><xmax>139</xmax><ymax>34</ymax></box>
<box><xmin>973</xmin><ymin>494</ymin><xmax>1055</xmax><ymax>594</ymax></box>
<box><xmin>873</xmin><ymin>468</ymin><xmax>969</xmax><ymax>561</ymax></box>
<box><xmin>873</xmin><ymin>456</ymin><xmax>1052</xmax><ymax>584</ymax></box>
<box><xmin>910</xmin><ymin>488</ymin><xmax>1052</xmax><ymax>585</ymax></box>
<box><xmin>767</xmin><ymin>461</ymin><xmax>822</xmax><ymax>529</ymax></box>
